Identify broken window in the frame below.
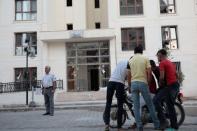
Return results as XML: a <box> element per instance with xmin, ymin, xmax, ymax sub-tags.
<box><xmin>15</xmin><ymin>32</ymin><xmax>37</xmax><ymax>56</ymax></box>
<box><xmin>121</xmin><ymin>28</ymin><xmax>145</xmax><ymax>51</ymax></box>
<box><xmin>160</xmin><ymin>0</ymin><xmax>176</xmax><ymax>14</ymax></box>
<box><xmin>161</xmin><ymin>26</ymin><xmax>178</xmax><ymax>49</ymax></box>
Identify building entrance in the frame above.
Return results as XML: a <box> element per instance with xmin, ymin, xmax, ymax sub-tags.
<box><xmin>66</xmin><ymin>41</ymin><xmax>110</xmax><ymax>92</ymax></box>
<box><xmin>88</xmin><ymin>65</ymin><xmax>99</xmax><ymax>91</ymax></box>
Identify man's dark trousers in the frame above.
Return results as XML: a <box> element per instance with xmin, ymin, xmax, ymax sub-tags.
<box><xmin>153</xmin><ymin>82</ymin><xmax>180</xmax><ymax>129</ymax></box>
<box><xmin>44</xmin><ymin>87</ymin><xmax>54</xmax><ymax>115</ymax></box>
<box><xmin>104</xmin><ymin>81</ymin><xmax>124</xmax><ymax>128</ymax></box>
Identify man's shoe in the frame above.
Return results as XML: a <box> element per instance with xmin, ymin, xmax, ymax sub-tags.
<box><xmin>165</xmin><ymin>128</ymin><xmax>178</xmax><ymax>131</ymax></box>
<box><xmin>42</xmin><ymin>112</ymin><xmax>50</xmax><ymax>115</ymax></box>
<box><xmin>117</xmin><ymin>128</ymin><xmax>125</xmax><ymax>131</ymax></box>
<box><xmin>159</xmin><ymin>120</ymin><xmax>170</xmax><ymax>130</ymax></box>
<box><xmin>104</xmin><ymin>125</ymin><xmax>109</xmax><ymax>131</ymax></box>
<box><xmin>154</xmin><ymin>127</ymin><xmax>162</xmax><ymax>130</ymax></box>
<box><xmin>49</xmin><ymin>114</ymin><xmax>54</xmax><ymax>116</ymax></box>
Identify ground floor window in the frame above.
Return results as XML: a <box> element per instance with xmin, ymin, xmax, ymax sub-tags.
<box><xmin>66</xmin><ymin>41</ymin><xmax>110</xmax><ymax>92</ymax></box>
<box><xmin>14</xmin><ymin>67</ymin><xmax>37</xmax><ymax>82</ymax></box>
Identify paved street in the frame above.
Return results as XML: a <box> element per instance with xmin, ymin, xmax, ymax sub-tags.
<box><xmin>0</xmin><ymin>107</ymin><xmax>197</xmax><ymax>131</ymax></box>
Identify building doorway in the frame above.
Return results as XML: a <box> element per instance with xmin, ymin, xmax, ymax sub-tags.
<box><xmin>88</xmin><ymin>65</ymin><xmax>99</xmax><ymax>91</ymax></box>
<box><xmin>66</xmin><ymin>41</ymin><xmax>110</xmax><ymax>92</ymax></box>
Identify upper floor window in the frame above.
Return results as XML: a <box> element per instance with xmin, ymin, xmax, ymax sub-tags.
<box><xmin>120</xmin><ymin>0</ymin><xmax>143</xmax><ymax>15</ymax></box>
<box><xmin>67</xmin><ymin>0</ymin><xmax>72</xmax><ymax>6</ymax></box>
<box><xmin>95</xmin><ymin>22</ymin><xmax>101</xmax><ymax>29</ymax></box>
<box><xmin>121</xmin><ymin>28</ymin><xmax>145</xmax><ymax>51</ymax></box>
<box><xmin>160</xmin><ymin>0</ymin><xmax>176</xmax><ymax>14</ymax></box>
<box><xmin>161</xmin><ymin>26</ymin><xmax>178</xmax><ymax>50</ymax></box>
<box><xmin>67</xmin><ymin>24</ymin><xmax>73</xmax><ymax>30</ymax></box>
<box><xmin>95</xmin><ymin>0</ymin><xmax>100</xmax><ymax>8</ymax></box>
<box><xmin>15</xmin><ymin>32</ymin><xmax>37</xmax><ymax>56</ymax></box>
<box><xmin>15</xmin><ymin>0</ymin><xmax>37</xmax><ymax>21</ymax></box>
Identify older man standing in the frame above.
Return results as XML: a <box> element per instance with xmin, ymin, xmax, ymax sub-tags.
<box><xmin>42</xmin><ymin>66</ymin><xmax>56</xmax><ymax>116</ymax></box>
<box><xmin>128</xmin><ymin>45</ymin><xmax>160</xmax><ymax>131</ymax></box>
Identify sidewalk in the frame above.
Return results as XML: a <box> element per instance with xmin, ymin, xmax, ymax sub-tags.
<box><xmin>0</xmin><ymin>89</ymin><xmax>197</xmax><ymax>112</ymax></box>
<box><xmin>0</xmin><ymin>89</ymin><xmax>107</xmax><ymax>111</ymax></box>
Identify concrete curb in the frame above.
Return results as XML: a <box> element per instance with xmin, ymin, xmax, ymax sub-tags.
<box><xmin>0</xmin><ymin>101</ymin><xmax>106</xmax><ymax>112</ymax></box>
<box><xmin>0</xmin><ymin>99</ymin><xmax>197</xmax><ymax>112</ymax></box>
<box><xmin>0</xmin><ymin>105</ymin><xmax>106</xmax><ymax>112</ymax></box>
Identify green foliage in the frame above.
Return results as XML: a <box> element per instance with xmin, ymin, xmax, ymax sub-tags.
<box><xmin>176</xmin><ymin>71</ymin><xmax>185</xmax><ymax>86</ymax></box>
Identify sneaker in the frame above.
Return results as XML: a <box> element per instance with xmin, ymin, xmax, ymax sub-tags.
<box><xmin>42</xmin><ymin>112</ymin><xmax>50</xmax><ymax>115</ymax></box>
<box><xmin>165</xmin><ymin>128</ymin><xmax>178</xmax><ymax>131</ymax></box>
<box><xmin>117</xmin><ymin>128</ymin><xmax>125</xmax><ymax>131</ymax></box>
<box><xmin>154</xmin><ymin>127</ymin><xmax>162</xmax><ymax>130</ymax></box>
<box><xmin>104</xmin><ymin>125</ymin><xmax>109</xmax><ymax>131</ymax></box>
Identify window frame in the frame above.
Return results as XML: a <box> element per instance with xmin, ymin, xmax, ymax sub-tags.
<box><xmin>161</xmin><ymin>26</ymin><xmax>178</xmax><ymax>50</ymax></box>
<box><xmin>15</xmin><ymin>32</ymin><xmax>37</xmax><ymax>56</ymax></box>
<box><xmin>121</xmin><ymin>27</ymin><xmax>145</xmax><ymax>51</ymax></box>
<box><xmin>67</xmin><ymin>24</ymin><xmax>73</xmax><ymax>30</ymax></box>
<box><xmin>173</xmin><ymin>61</ymin><xmax>181</xmax><ymax>72</ymax></box>
<box><xmin>95</xmin><ymin>22</ymin><xmax>101</xmax><ymax>29</ymax></box>
<box><xmin>120</xmin><ymin>0</ymin><xmax>144</xmax><ymax>15</ymax></box>
<box><xmin>95</xmin><ymin>0</ymin><xmax>100</xmax><ymax>8</ymax></box>
<box><xmin>160</xmin><ymin>0</ymin><xmax>176</xmax><ymax>14</ymax></box>
<box><xmin>67</xmin><ymin>0</ymin><xmax>72</xmax><ymax>7</ymax></box>
<box><xmin>14</xmin><ymin>67</ymin><xmax>37</xmax><ymax>82</ymax></box>
<box><xmin>15</xmin><ymin>0</ymin><xmax>37</xmax><ymax>21</ymax></box>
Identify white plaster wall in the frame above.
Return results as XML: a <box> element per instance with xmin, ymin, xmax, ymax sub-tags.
<box><xmin>65</xmin><ymin>0</ymin><xmax>86</xmax><ymax>30</ymax></box>
<box><xmin>0</xmin><ymin>0</ymin><xmax>42</xmax><ymax>82</ymax></box>
<box><xmin>48</xmin><ymin>43</ymin><xmax>66</xmax><ymax>91</ymax></box>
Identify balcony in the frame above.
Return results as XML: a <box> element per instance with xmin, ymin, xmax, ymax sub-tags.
<box><xmin>39</xmin><ymin>28</ymin><xmax>115</xmax><ymax>43</ymax></box>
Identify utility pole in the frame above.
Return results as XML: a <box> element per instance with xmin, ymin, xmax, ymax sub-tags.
<box><xmin>24</xmin><ymin>42</ymin><xmax>29</xmax><ymax>105</ymax></box>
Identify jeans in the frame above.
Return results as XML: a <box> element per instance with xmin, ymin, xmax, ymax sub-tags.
<box><xmin>104</xmin><ymin>81</ymin><xmax>124</xmax><ymax>128</ymax></box>
<box><xmin>153</xmin><ymin>82</ymin><xmax>180</xmax><ymax>129</ymax></box>
<box><xmin>131</xmin><ymin>81</ymin><xmax>160</xmax><ymax>128</ymax></box>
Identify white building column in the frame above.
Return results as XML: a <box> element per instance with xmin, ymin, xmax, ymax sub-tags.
<box><xmin>109</xmin><ymin>37</ymin><xmax>117</xmax><ymax>74</ymax></box>
<box><xmin>38</xmin><ymin>41</ymin><xmax>48</xmax><ymax>79</ymax></box>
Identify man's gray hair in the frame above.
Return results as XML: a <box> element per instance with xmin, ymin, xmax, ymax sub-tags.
<box><xmin>45</xmin><ymin>65</ymin><xmax>51</xmax><ymax>71</ymax></box>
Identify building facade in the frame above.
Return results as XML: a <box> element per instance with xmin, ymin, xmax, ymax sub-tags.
<box><xmin>0</xmin><ymin>0</ymin><xmax>197</xmax><ymax>96</ymax></box>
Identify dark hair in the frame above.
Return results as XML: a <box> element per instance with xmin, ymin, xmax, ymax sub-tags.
<box><xmin>134</xmin><ymin>44</ymin><xmax>143</xmax><ymax>54</ymax></box>
<box><xmin>157</xmin><ymin>49</ymin><xmax>167</xmax><ymax>56</ymax></box>
<box><xmin>150</xmin><ymin>60</ymin><xmax>156</xmax><ymax>68</ymax></box>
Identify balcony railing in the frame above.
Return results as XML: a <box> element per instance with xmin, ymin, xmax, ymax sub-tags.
<box><xmin>0</xmin><ymin>80</ymin><xmax>63</xmax><ymax>93</ymax></box>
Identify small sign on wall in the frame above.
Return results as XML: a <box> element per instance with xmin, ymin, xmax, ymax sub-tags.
<box><xmin>70</xmin><ymin>30</ymin><xmax>84</xmax><ymax>38</ymax></box>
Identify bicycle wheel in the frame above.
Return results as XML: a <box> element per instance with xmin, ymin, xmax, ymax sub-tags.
<box><xmin>103</xmin><ymin>104</ymin><xmax>127</xmax><ymax>128</ymax></box>
<box><xmin>174</xmin><ymin>102</ymin><xmax>185</xmax><ymax>126</ymax></box>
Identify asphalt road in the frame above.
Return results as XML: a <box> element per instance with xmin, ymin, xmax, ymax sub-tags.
<box><xmin>0</xmin><ymin>107</ymin><xmax>197</xmax><ymax>131</ymax></box>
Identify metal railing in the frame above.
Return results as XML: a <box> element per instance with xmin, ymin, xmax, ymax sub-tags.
<box><xmin>0</xmin><ymin>80</ymin><xmax>63</xmax><ymax>93</ymax></box>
